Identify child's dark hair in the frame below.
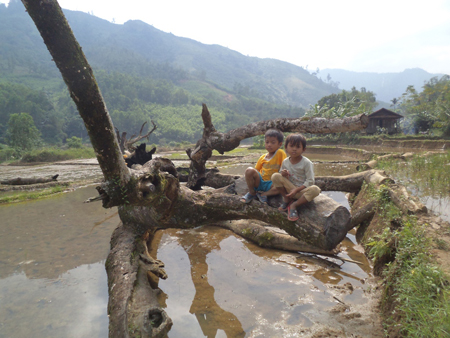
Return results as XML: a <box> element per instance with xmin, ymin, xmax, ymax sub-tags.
<box><xmin>285</xmin><ymin>133</ymin><xmax>307</xmax><ymax>150</ymax></box>
<box><xmin>264</xmin><ymin>129</ymin><xmax>283</xmax><ymax>143</ymax></box>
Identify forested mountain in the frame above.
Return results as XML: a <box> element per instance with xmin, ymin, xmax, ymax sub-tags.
<box><xmin>0</xmin><ymin>0</ymin><xmax>341</xmax><ymax>145</ymax></box>
<box><xmin>321</xmin><ymin>68</ymin><xmax>444</xmax><ymax>103</ymax></box>
<box><xmin>1</xmin><ymin>0</ymin><xmax>337</xmax><ymax>106</ymax></box>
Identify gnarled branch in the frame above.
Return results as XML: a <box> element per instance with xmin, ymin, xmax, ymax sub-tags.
<box><xmin>187</xmin><ymin>104</ymin><xmax>369</xmax><ymax>189</ymax></box>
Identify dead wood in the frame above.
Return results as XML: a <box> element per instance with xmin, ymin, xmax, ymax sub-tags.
<box><xmin>364</xmin><ymin>170</ymin><xmax>395</xmax><ymax>185</ymax></box>
<box><xmin>190</xmin><ymin>169</ymin><xmax>386</xmax><ymax>194</ymax></box>
<box><xmin>356</xmin><ymin>160</ymin><xmax>378</xmax><ymax>171</ymax></box>
<box><xmin>212</xmin><ymin>219</ymin><xmax>339</xmax><ymax>255</ymax></box>
<box><xmin>387</xmin><ymin>184</ymin><xmax>427</xmax><ymax>215</ymax></box>
<box><xmin>124</xmin><ymin>143</ymin><xmax>157</xmax><ymax>168</ymax></box>
<box><xmin>115</xmin><ymin>121</ymin><xmax>157</xmax><ymax>153</ymax></box>
<box><xmin>187</xmin><ymin>104</ymin><xmax>369</xmax><ymax>189</ymax></box>
<box><xmin>106</xmin><ymin>223</ymin><xmax>172</xmax><ymax>338</ymax></box>
<box><xmin>118</xmin><ymin>166</ymin><xmax>352</xmax><ymax>252</ymax></box>
<box><xmin>0</xmin><ymin>174</ymin><xmax>59</xmax><ymax>185</ymax></box>
<box><xmin>350</xmin><ymin>200</ymin><xmax>377</xmax><ymax>229</ymax></box>
<box><xmin>22</xmin><ymin>0</ymin><xmax>130</xmax><ymax>189</ymax></box>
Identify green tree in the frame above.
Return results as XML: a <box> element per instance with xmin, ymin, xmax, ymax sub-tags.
<box><xmin>6</xmin><ymin>112</ymin><xmax>42</xmax><ymax>152</ymax></box>
<box><xmin>311</xmin><ymin>87</ymin><xmax>377</xmax><ymax>119</ymax></box>
<box><xmin>397</xmin><ymin>76</ymin><xmax>450</xmax><ymax>135</ymax></box>
<box><xmin>66</xmin><ymin>136</ymin><xmax>82</xmax><ymax>148</ymax></box>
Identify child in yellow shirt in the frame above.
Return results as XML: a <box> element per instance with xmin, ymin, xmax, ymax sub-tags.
<box><xmin>241</xmin><ymin>129</ymin><xmax>287</xmax><ymax>204</ymax></box>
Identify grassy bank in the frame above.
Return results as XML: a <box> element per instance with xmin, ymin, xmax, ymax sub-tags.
<box><xmin>363</xmin><ymin>183</ymin><xmax>450</xmax><ymax>337</ymax></box>
<box><xmin>0</xmin><ymin>185</ymin><xmax>68</xmax><ymax>204</ymax></box>
<box><xmin>18</xmin><ymin>147</ymin><xmax>96</xmax><ymax>163</ymax></box>
<box><xmin>0</xmin><ymin>146</ymin><xmax>96</xmax><ymax>164</ymax></box>
<box><xmin>308</xmin><ymin>133</ymin><xmax>449</xmax><ymax>145</ymax></box>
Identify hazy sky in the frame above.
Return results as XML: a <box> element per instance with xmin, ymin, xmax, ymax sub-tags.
<box><xmin>4</xmin><ymin>0</ymin><xmax>450</xmax><ymax>74</ymax></box>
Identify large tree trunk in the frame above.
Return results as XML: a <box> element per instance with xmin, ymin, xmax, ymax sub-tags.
<box><xmin>22</xmin><ymin>0</ymin><xmax>130</xmax><ymax>207</ymax></box>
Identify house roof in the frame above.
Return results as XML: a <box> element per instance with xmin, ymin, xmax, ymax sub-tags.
<box><xmin>368</xmin><ymin>108</ymin><xmax>403</xmax><ymax>120</ymax></box>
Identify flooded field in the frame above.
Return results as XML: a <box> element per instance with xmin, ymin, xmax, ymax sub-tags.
<box><xmin>0</xmin><ymin>187</ymin><xmax>119</xmax><ymax>338</ymax></box>
<box><xmin>151</xmin><ymin>223</ymin><xmax>379</xmax><ymax>338</ymax></box>
<box><xmin>0</xmin><ymin>154</ymin><xmax>385</xmax><ymax>338</ymax></box>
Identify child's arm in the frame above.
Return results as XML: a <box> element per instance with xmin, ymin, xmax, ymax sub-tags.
<box><xmin>303</xmin><ymin>161</ymin><xmax>315</xmax><ymax>187</ymax></box>
<box><xmin>254</xmin><ymin>154</ymin><xmax>265</xmax><ymax>174</ymax></box>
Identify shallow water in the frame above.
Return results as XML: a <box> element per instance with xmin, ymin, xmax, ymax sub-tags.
<box><xmin>152</xmin><ymin>223</ymin><xmax>373</xmax><ymax>337</ymax></box>
<box><xmin>147</xmin><ymin>191</ymin><xmax>378</xmax><ymax>337</ymax></box>
<box><xmin>0</xmin><ymin>184</ymin><xmax>376</xmax><ymax>338</ymax></box>
<box><xmin>0</xmin><ymin>187</ymin><xmax>119</xmax><ymax>338</ymax></box>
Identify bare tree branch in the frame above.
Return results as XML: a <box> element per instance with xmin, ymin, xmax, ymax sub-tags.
<box><xmin>22</xmin><ymin>0</ymin><xmax>129</xmax><ymax>185</ymax></box>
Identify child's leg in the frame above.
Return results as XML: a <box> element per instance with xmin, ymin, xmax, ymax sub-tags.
<box><xmin>260</xmin><ymin>185</ymin><xmax>280</xmax><ymax>197</ymax></box>
<box><xmin>244</xmin><ymin>167</ymin><xmax>260</xmax><ymax>196</ymax></box>
<box><xmin>271</xmin><ymin>173</ymin><xmax>294</xmax><ymax>205</ymax></box>
<box><xmin>291</xmin><ymin>185</ymin><xmax>321</xmax><ymax>208</ymax></box>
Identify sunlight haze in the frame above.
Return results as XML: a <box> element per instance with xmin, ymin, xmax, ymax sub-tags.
<box><xmin>3</xmin><ymin>0</ymin><xmax>450</xmax><ymax>74</ymax></box>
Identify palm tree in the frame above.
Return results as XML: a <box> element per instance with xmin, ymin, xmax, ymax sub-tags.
<box><xmin>391</xmin><ymin>98</ymin><xmax>399</xmax><ymax>110</ymax></box>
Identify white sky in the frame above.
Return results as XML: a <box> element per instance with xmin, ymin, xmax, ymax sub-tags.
<box><xmin>3</xmin><ymin>0</ymin><xmax>450</xmax><ymax>74</ymax></box>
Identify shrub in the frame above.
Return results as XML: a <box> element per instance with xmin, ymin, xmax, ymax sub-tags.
<box><xmin>67</xmin><ymin>136</ymin><xmax>83</xmax><ymax>148</ymax></box>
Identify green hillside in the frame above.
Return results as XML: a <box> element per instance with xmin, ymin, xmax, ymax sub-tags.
<box><xmin>0</xmin><ymin>0</ymin><xmax>337</xmax><ymax>145</ymax></box>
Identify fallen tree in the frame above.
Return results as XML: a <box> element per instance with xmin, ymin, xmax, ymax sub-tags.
<box><xmin>23</xmin><ymin>1</ymin><xmax>370</xmax><ymax>337</ymax></box>
<box><xmin>0</xmin><ymin>174</ymin><xmax>59</xmax><ymax>185</ymax></box>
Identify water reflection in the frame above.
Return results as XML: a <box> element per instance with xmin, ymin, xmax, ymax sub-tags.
<box><xmin>0</xmin><ymin>187</ymin><xmax>119</xmax><ymax>337</ymax></box>
<box><xmin>0</xmin><ymin>263</ymin><xmax>108</xmax><ymax>338</ymax></box>
<box><xmin>154</xmin><ymin>220</ymin><xmax>373</xmax><ymax>338</ymax></box>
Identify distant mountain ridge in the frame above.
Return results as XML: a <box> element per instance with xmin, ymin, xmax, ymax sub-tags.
<box><xmin>322</xmin><ymin>68</ymin><xmax>445</xmax><ymax>103</ymax></box>
<box><xmin>0</xmin><ymin>1</ymin><xmax>338</xmax><ymax>108</ymax></box>
<box><xmin>1</xmin><ymin>1</ymin><xmax>443</xmax><ymax>111</ymax></box>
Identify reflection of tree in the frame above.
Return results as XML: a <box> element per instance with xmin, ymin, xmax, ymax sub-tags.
<box><xmin>177</xmin><ymin>230</ymin><xmax>246</xmax><ymax>338</ymax></box>
<box><xmin>238</xmin><ymin>232</ymin><xmax>372</xmax><ymax>285</ymax></box>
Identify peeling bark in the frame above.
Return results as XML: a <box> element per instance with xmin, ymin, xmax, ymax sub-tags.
<box><xmin>363</xmin><ymin>170</ymin><xmax>395</xmax><ymax>186</ymax></box>
<box><xmin>388</xmin><ymin>184</ymin><xmax>427</xmax><ymax>215</ymax></box>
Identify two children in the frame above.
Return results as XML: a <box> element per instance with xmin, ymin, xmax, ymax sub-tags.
<box><xmin>242</xmin><ymin>131</ymin><xmax>321</xmax><ymax>222</ymax></box>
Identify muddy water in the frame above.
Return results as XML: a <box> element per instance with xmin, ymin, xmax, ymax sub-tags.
<box><xmin>152</xmin><ymin>218</ymin><xmax>376</xmax><ymax>337</ymax></box>
<box><xmin>0</xmin><ymin>187</ymin><xmax>119</xmax><ymax>338</ymax></box>
<box><xmin>0</xmin><ymin>159</ymin><xmax>379</xmax><ymax>338</ymax></box>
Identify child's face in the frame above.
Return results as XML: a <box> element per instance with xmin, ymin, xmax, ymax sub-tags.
<box><xmin>286</xmin><ymin>142</ymin><xmax>305</xmax><ymax>158</ymax></box>
<box><xmin>265</xmin><ymin>136</ymin><xmax>282</xmax><ymax>154</ymax></box>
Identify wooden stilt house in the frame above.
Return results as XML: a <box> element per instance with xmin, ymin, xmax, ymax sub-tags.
<box><xmin>366</xmin><ymin>108</ymin><xmax>403</xmax><ymax>134</ymax></box>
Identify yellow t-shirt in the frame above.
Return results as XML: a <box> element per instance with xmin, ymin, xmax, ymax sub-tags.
<box><xmin>255</xmin><ymin>149</ymin><xmax>287</xmax><ymax>181</ymax></box>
